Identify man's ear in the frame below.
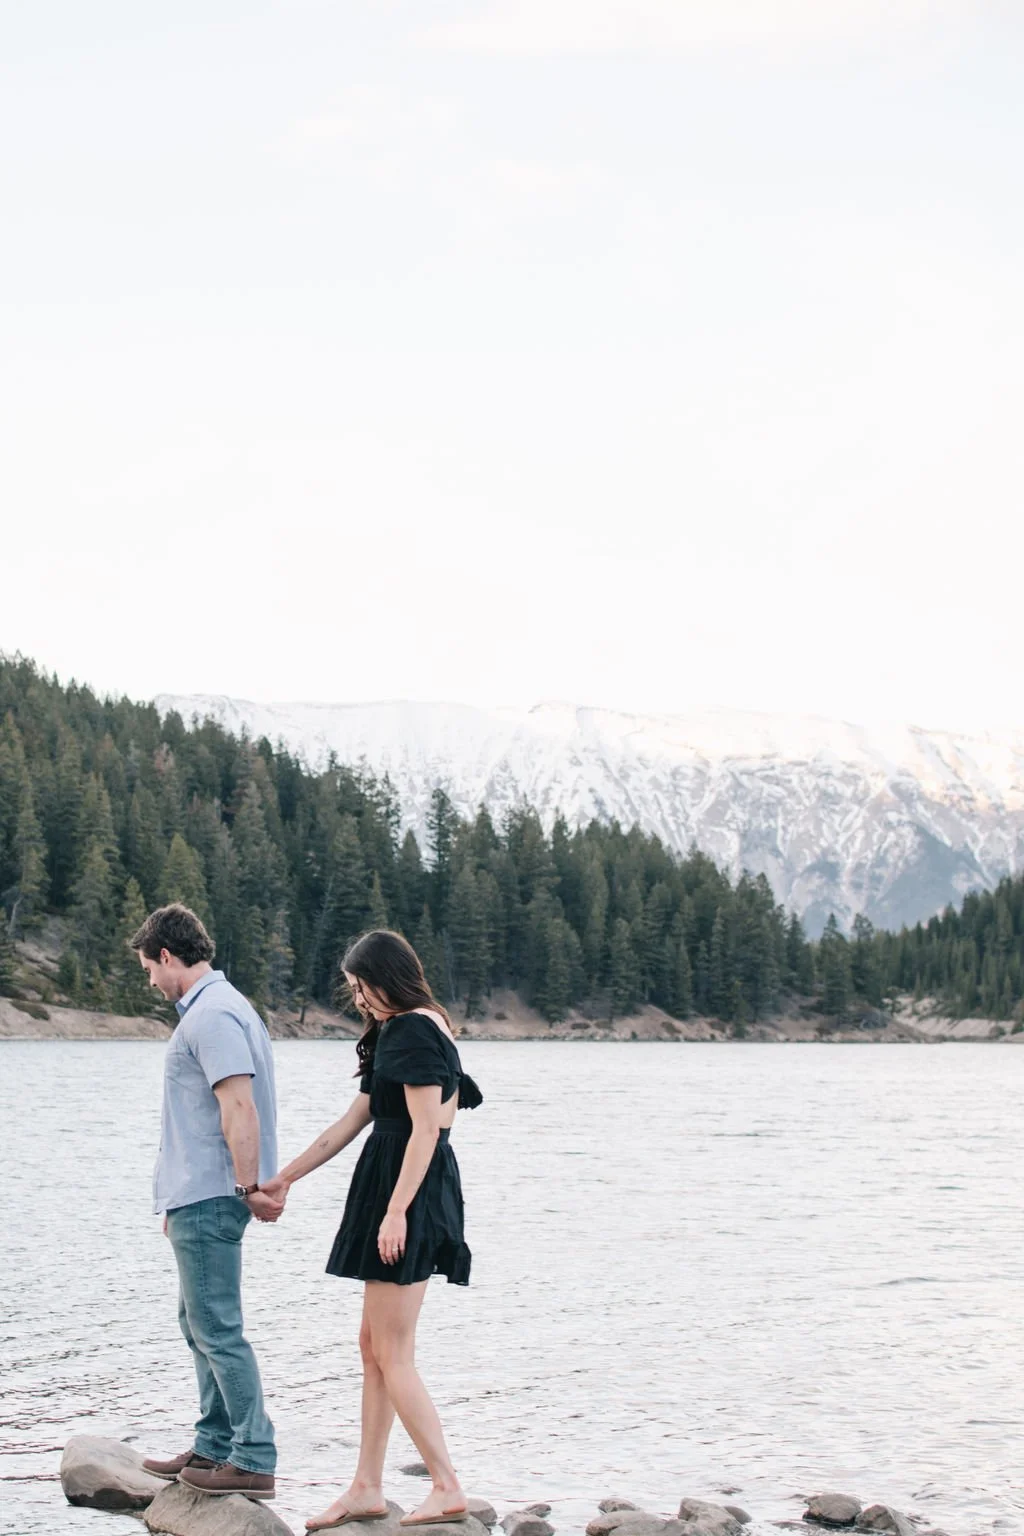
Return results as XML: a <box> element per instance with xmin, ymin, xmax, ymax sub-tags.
<box><xmin>159</xmin><ymin>948</ymin><xmax>174</xmax><ymax>966</ymax></box>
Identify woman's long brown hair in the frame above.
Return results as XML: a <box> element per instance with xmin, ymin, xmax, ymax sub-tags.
<box><xmin>341</xmin><ymin>929</ymin><xmax>455</xmax><ymax>1079</ymax></box>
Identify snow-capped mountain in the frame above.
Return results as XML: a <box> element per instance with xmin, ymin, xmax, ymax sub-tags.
<box><xmin>154</xmin><ymin>695</ymin><xmax>1024</xmax><ymax>935</ymax></box>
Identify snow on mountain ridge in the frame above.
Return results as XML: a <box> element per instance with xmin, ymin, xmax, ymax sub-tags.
<box><xmin>154</xmin><ymin>693</ymin><xmax>1024</xmax><ymax>934</ymax></box>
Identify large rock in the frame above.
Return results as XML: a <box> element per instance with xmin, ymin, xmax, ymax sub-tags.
<box><xmin>501</xmin><ymin>1515</ymin><xmax>554</xmax><ymax>1536</ymax></box>
<box><xmin>587</xmin><ymin>1513</ymin><xmax>679</xmax><ymax>1536</ymax></box>
<box><xmin>723</xmin><ymin>1510</ymin><xmax>751</xmax><ymax>1527</ymax></box>
<box><xmin>677</xmin><ymin>1499</ymin><xmax>745</xmax><ymax>1536</ymax></box>
<box><xmin>804</xmin><ymin>1495</ymin><xmax>862</xmax><ymax>1528</ymax></box>
<box><xmin>856</xmin><ymin>1508</ymin><xmax>915</xmax><ymax>1536</ymax></box>
<box><xmin>600</xmin><ymin>1501</ymin><xmax>639</xmax><ymax>1514</ymax></box>
<box><xmin>523</xmin><ymin>1505</ymin><xmax>552</xmax><ymax>1519</ymax></box>
<box><xmin>60</xmin><ymin>1435</ymin><xmax>165</xmax><ymax>1511</ymax></box>
<box><xmin>144</xmin><ymin>1479</ymin><xmax>295</xmax><ymax>1536</ymax></box>
<box><xmin>469</xmin><ymin>1499</ymin><xmax>499</xmax><ymax>1527</ymax></box>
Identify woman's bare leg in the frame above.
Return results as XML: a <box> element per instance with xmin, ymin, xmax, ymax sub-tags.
<box><xmin>364</xmin><ymin>1280</ymin><xmax>466</xmax><ymax>1522</ymax></box>
<box><xmin>305</xmin><ymin>1291</ymin><xmax>396</xmax><ymax>1531</ymax></box>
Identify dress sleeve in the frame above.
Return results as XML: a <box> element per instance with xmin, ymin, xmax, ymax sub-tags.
<box><xmin>380</xmin><ymin>1013</ymin><xmax>452</xmax><ymax>1087</ymax></box>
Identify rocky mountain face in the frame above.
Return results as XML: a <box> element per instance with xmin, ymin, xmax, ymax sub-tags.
<box><xmin>154</xmin><ymin>695</ymin><xmax>1024</xmax><ymax>935</ymax></box>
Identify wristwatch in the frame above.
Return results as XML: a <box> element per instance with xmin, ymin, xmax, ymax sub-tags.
<box><xmin>234</xmin><ymin>1183</ymin><xmax>260</xmax><ymax>1200</ymax></box>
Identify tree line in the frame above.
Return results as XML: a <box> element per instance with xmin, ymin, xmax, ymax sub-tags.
<box><xmin>1</xmin><ymin>654</ymin><xmax>1021</xmax><ymax>1025</ymax></box>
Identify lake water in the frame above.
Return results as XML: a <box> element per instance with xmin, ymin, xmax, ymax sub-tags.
<box><xmin>2</xmin><ymin>1041</ymin><xmax>1023</xmax><ymax>1536</ymax></box>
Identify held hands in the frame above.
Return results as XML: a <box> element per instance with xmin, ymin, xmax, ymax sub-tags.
<box><xmin>378</xmin><ymin>1209</ymin><xmax>406</xmax><ymax>1265</ymax></box>
<box><xmin>247</xmin><ymin>1186</ymin><xmax>286</xmax><ymax>1223</ymax></box>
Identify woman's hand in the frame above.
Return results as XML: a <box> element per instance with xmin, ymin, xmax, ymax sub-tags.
<box><xmin>259</xmin><ymin>1175</ymin><xmax>288</xmax><ymax>1205</ymax></box>
<box><xmin>378</xmin><ymin>1210</ymin><xmax>407</xmax><ymax>1265</ymax></box>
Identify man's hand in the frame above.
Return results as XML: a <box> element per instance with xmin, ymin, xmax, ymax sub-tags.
<box><xmin>247</xmin><ymin>1189</ymin><xmax>285</xmax><ymax>1223</ymax></box>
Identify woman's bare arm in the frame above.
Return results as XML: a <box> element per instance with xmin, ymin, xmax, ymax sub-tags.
<box><xmin>265</xmin><ymin>1093</ymin><xmax>373</xmax><ymax>1195</ymax></box>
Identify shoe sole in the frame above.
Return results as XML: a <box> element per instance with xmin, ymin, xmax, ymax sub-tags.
<box><xmin>177</xmin><ymin>1475</ymin><xmax>275</xmax><ymax>1501</ymax></box>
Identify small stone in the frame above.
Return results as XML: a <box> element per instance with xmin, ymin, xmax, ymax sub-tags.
<box><xmin>600</xmin><ymin>1501</ymin><xmax>640</xmax><ymax>1514</ymax></box>
<box><xmin>502</xmin><ymin>1515</ymin><xmax>554</xmax><ymax>1536</ymax></box>
<box><xmin>677</xmin><ymin>1498</ymin><xmax>744</xmax><ymax>1536</ymax></box>
<box><xmin>856</xmin><ymin>1507</ymin><xmax>915</xmax><ymax>1536</ymax></box>
<box><xmin>804</xmin><ymin>1495</ymin><xmax>863</xmax><ymax>1529</ymax></box>
<box><xmin>724</xmin><ymin>1510</ymin><xmax>752</xmax><ymax>1526</ymax></box>
<box><xmin>144</xmin><ymin>1478</ymin><xmax>294</xmax><ymax>1535</ymax></box>
<box><xmin>469</xmin><ymin>1499</ymin><xmax>499</xmax><ymax>1527</ymax></box>
<box><xmin>524</xmin><ymin>1505</ymin><xmax>552</xmax><ymax>1518</ymax></box>
<box><xmin>61</xmin><ymin>1435</ymin><xmax>165</xmax><ymax>1512</ymax></box>
<box><xmin>402</xmin><ymin>1461</ymin><xmax>431</xmax><ymax>1476</ymax></box>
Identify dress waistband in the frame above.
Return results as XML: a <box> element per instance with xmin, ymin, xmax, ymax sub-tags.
<box><xmin>371</xmin><ymin>1117</ymin><xmax>451</xmax><ymax>1141</ymax></box>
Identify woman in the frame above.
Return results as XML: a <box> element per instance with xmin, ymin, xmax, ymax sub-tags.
<box><xmin>260</xmin><ymin>930</ymin><xmax>482</xmax><ymax>1534</ymax></box>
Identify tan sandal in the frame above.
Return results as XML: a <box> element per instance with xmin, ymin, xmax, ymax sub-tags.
<box><xmin>307</xmin><ymin>1507</ymin><xmax>390</xmax><ymax>1531</ymax></box>
<box><xmin>399</xmin><ymin>1512</ymin><xmax>468</xmax><ymax>1528</ymax></box>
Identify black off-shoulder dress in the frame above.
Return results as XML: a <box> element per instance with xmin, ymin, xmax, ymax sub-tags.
<box><xmin>325</xmin><ymin>1012</ymin><xmax>482</xmax><ymax>1286</ymax></box>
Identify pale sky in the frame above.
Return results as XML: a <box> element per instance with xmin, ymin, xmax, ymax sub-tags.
<box><xmin>2</xmin><ymin>1</ymin><xmax>1022</xmax><ymax>731</ymax></box>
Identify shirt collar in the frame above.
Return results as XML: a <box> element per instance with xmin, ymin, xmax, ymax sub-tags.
<box><xmin>175</xmin><ymin>969</ymin><xmax>226</xmax><ymax>1018</ymax></box>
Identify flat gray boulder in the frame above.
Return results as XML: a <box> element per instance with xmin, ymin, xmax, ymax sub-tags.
<box><xmin>60</xmin><ymin>1435</ymin><xmax>165</xmax><ymax>1511</ymax></box>
<box><xmin>469</xmin><ymin>1499</ymin><xmax>498</xmax><ymax>1527</ymax></box>
<box><xmin>677</xmin><ymin>1499</ymin><xmax>745</xmax><ymax>1536</ymax></box>
<box><xmin>523</xmin><ymin>1505</ymin><xmax>552</xmax><ymax>1519</ymax></box>
<box><xmin>856</xmin><ymin>1508</ymin><xmax>915</xmax><ymax>1536</ymax></box>
<box><xmin>587</xmin><ymin>1513</ymin><xmax>677</xmax><ymax>1536</ymax></box>
<box><xmin>723</xmin><ymin>1510</ymin><xmax>751</xmax><ymax>1526</ymax></box>
<box><xmin>804</xmin><ymin>1495</ymin><xmax>862</xmax><ymax>1528</ymax></box>
<box><xmin>600</xmin><ymin>1501</ymin><xmax>639</xmax><ymax>1514</ymax></box>
<box><xmin>502</xmin><ymin>1514</ymin><xmax>554</xmax><ymax>1536</ymax></box>
<box><xmin>144</xmin><ymin>1479</ymin><xmax>294</xmax><ymax>1536</ymax></box>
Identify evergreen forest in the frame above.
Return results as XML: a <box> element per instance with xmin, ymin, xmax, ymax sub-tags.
<box><xmin>1</xmin><ymin>654</ymin><xmax>1023</xmax><ymax>1027</ymax></box>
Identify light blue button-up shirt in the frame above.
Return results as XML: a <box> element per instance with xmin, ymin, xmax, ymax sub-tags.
<box><xmin>153</xmin><ymin>969</ymin><xmax>278</xmax><ymax>1215</ymax></box>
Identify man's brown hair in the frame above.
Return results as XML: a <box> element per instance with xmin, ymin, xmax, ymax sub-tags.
<box><xmin>130</xmin><ymin>904</ymin><xmax>215</xmax><ymax>966</ymax></box>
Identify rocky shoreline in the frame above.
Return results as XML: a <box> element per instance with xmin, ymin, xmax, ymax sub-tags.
<box><xmin>3</xmin><ymin>990</ymin><xmax>1021</xmax><ymax>1045</ymax></box>
<box><xmin>60</xmin><ymin>1438</ymin><xmax>955</xmax><ymax>1536</ymax></box>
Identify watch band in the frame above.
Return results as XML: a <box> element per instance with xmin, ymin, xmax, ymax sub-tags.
<box><xmin>234</xmin><ymin>1183</ymin><xmax>260</xmax><ymax>1198</ymax></box>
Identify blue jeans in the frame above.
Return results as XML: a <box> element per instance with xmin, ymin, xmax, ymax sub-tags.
<box><xmin>166</xmin><ymin>1196</ymin><xmax>276</xmax><ymax>1474</ymax></box>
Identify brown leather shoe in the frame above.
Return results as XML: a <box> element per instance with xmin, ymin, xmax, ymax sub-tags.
<box><xmin>142</xmin><ymin>1451</ymin><xmax>219</xmax><ymax>1481</ymax></box>
<box><xmin>178</xmin><ymin>1462</ymin><xmax>276</xmax><ymax>1501</ymax></box>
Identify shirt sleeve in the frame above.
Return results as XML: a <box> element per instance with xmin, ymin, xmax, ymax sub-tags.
<box><xmin>186</xmin><ymin>1008</ymin><xmax>257</xmax><ymax>1089</ymax></box>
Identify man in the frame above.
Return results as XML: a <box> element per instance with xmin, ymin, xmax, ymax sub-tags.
<box><xmin>133</xmin><ymin>903</ymin><xmax>283</xmax><ymax>1502</ymax></box>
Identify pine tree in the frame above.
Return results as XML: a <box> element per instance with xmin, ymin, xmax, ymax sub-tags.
<box><xmin>45</xmin><ymin>729</ymin><xmax>85</xmax><ymax>907</ymax></box>
<box><xmin>413</xmin><ymin>905</ymin><xmax>444</xmax><ymax>999</ymax></box>
<box><xmin>672</xmin><ymin>935</ymin><xmax>693</xmax><ymax>1017</ymax></box>
<box><xmin>265</xmin><ymin>908</ymin><xmax>294</xmax><ymax>1005</ymax></box>
<box><xmin>608</xmin><ymin>917</ymin><xmax>640</xmax><ymax>1021</ymax></box>
<box><xmin>368</xmin><ymin>871</ymin><xmax>389</xmax><ymax>931</ymax></box>
<box><xmin>70</xmin><ymin>840</ymin><xmax>118</xmax><ymax>970</ymax></box>
<box><xmin>126</xmin><ymin>784</ymin><xmax>165</xmax><ymax>904</ymax></box>
<box><xmin>427</xmin><ymin>787</ymin><xmax>459</xmax><ymax>927</ymax></box>
<box><xmin>449</xmin><ymin>865</ymin><xmax>490</xmax><ymax>1015</ymax></box>
<box><xmin>850</xmin><ymin>913</ymin><xmax>882</xmax><ymax>1006</ymax></box>
<box><xmin>10</xmin><ymin>773</ymin><xmax>48</xmax><ymax>932</ymax></box>
<box><xmin>819</xmin><ymin>914</ymin><xmax>851</xmax><ymax>1020</ymax></box>
<box><xmin>709</xmin><ymin>907</ymin><xmax>731</xmax><ymax>1020</ymax></box>
<box><xmin>159</xmin><ymin>833</ymin><xmax>211</xmax><ymax>924</ymax></box>
<box><xmin>111</xmin><ymin>877</ymin><xmax>156</xmax><ymax>1015</ymax></box>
